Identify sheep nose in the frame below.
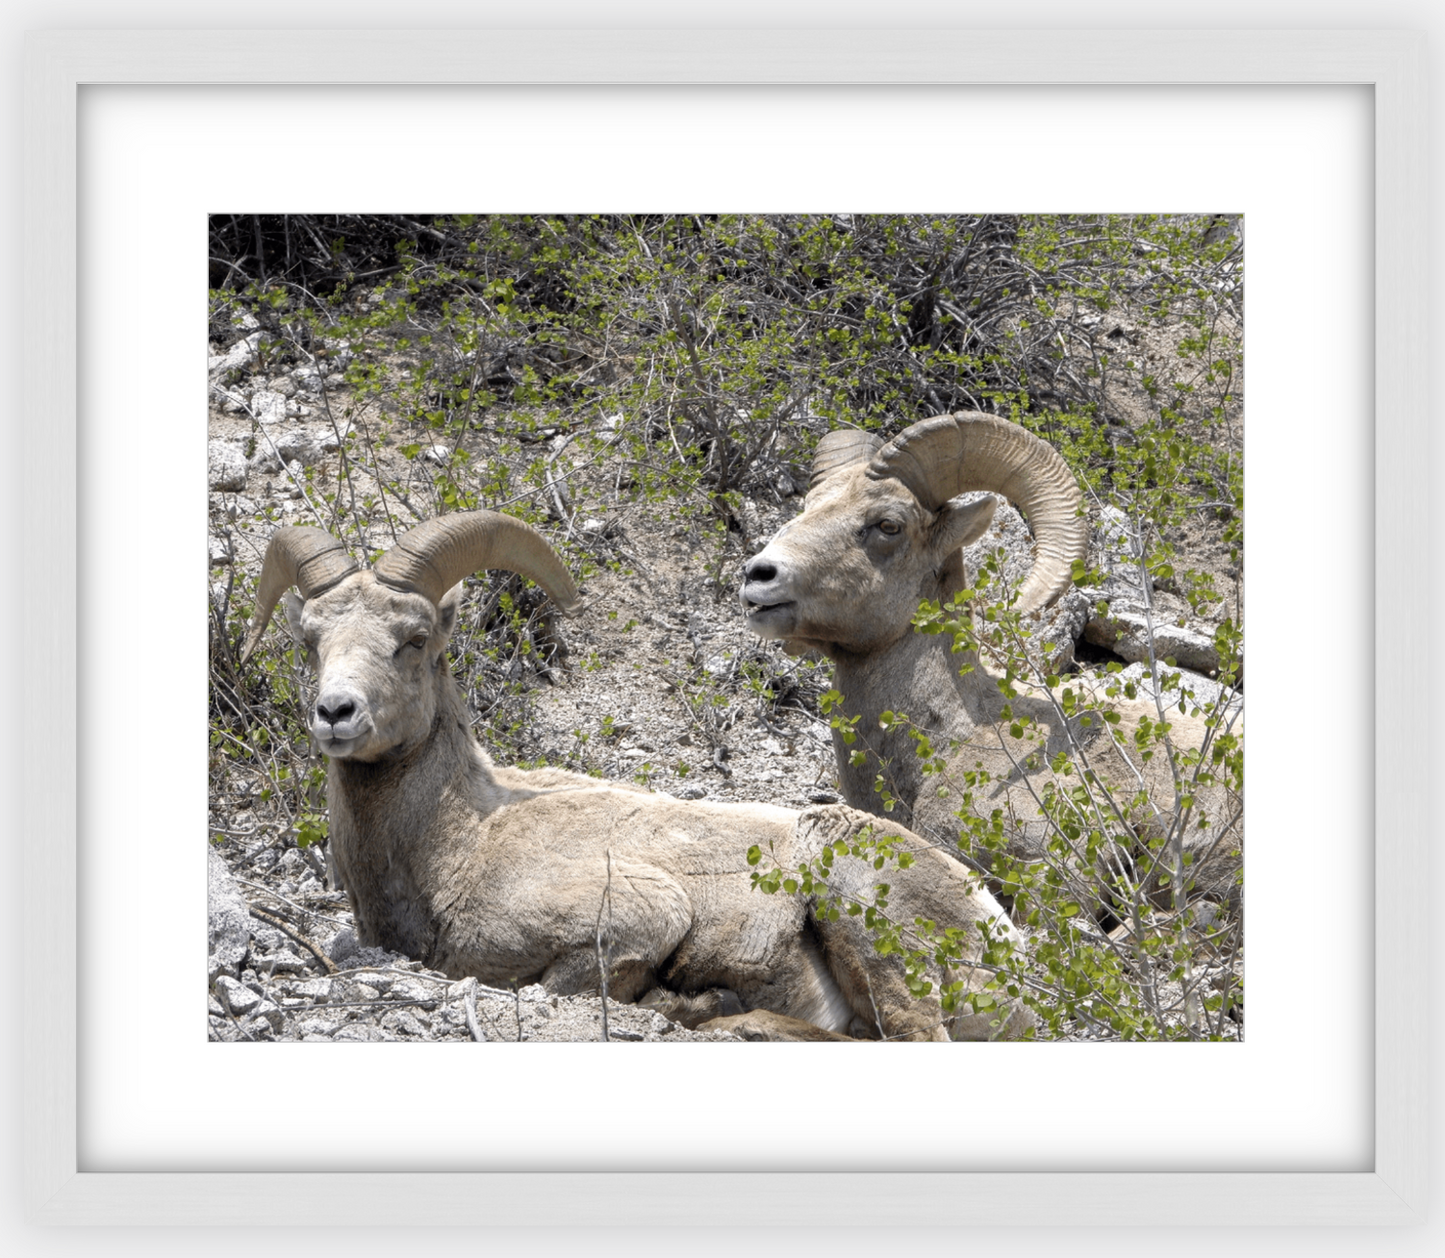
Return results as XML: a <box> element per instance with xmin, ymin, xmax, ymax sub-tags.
<box><xmin>315</xmin><ymin>695</ymin><xmax>356</xmax><ymax>727</ymax></box>
<box><xmin>742</xmin><ymin>555</ymin><xmax>777</xmax><ymax>584</ymax></box>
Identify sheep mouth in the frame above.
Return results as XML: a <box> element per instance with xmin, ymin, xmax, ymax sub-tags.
<box><xmin>743</xmin><ymin>600</ymin><xmax>795</xmax><ymax>633</ymax></box>
<box><xmin>315</xmin><ymin>729</ymin><xmax>370</xmax><ymax>759</ymax></box>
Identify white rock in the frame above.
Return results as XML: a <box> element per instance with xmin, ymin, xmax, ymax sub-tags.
<box><xmin>324</xmin><ymin>343</ymin><xmax>354</xmax><ymax>372</ymax></box>
<box><xmin>249</xmin><ymin>447</ymin><xmax>283</xmax><ymax>475</ymax></box>
<box><xmin>334</xmin><ymin>1025</ymin><xmax>389</xmax><ymax>1042</ymax></box>
<box><xmin>390</xmin><ymin>977</ymin><xmax>437</xmax><ymax>1004</ymax></box>
<box><xmin>380</xmin><ymin>1009</ymin><xmax>430</xmax><ymax>1037</ymax></box>
<box><xmin>1107</xmin><ymin>661</ymin><xmax>1242</xmax><ymax>716</ymax></box>
<box><xmin>252</xmin><ymin>1000</ymin><xmax>286</xmax><ymax>1033</ymax></box>
<box><xmin>274</xmin><ymin>428</ymin><xmax>323</xmax><ymax>467</ymax></box>
<box><xmin>292</xmin><ymin>365</ymin><xmax>325</xmax><ymax>395</ymax></box>
<box><xmin>208</xmin><ymin>331</ymin><xmax>261</xmax><ymax>374</ymax></box>
<box><xmin>208</xmin><ymin>849</ymin><xmax>252</xmax><ymax>982</ymax></box>
<box><xmin>207</xmin><ymin>440</ymin><xmax>248</xmax><ymax>492</ymax></box>
<box><xmin>215</xmin><ymin>975</ymin><xmax>260</xmax><ymax>1017</ymax></box>
<box><xmin>251</xmin><ymin>389</ymin><xmax>289</xmax><ymax>425</ymax></box>
<box><xmin>289</xmin><ymin>977</ymin><xmax>334</xmax><ymax>1002</ymax></box>
<box><xmin>1083</xmin><ymin>611</ymin><xmax>1220</xmax><ymax>675</ymax></box>
<box><xmin>298</xmin><ymin>1017</ymin><xmax>341</xmax><ymax>1038</ymax></box>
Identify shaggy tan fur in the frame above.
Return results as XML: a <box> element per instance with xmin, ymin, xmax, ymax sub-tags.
<box><xmin>742</xmin><ymin>462</ymin><xmax>1242</xmax><ymax>918</ymax></box>
<box><xmin>271</xmin><ymin>569</ymin><xmax>1030</xmax><ymax>1042</ymax></box>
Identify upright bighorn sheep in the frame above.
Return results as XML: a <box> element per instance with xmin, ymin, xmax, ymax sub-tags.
<box><xmin>240</xmin><ymin>511</ymin><xmax>1029</xmax><ymax>1041</ymax></box>
<box><xmin>740</xmin><ymin>412</ymin><xmax>1242</xmax><ymax>917</ymax></box>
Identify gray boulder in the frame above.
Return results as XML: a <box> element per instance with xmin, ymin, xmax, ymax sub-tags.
<box><xmin>214</xmin><ymin>974</ymin><xmax>259</xmax><ymax>1018</ymax></box>
<box><xmin>273</xmin><ymin>427</ymin><xmax>323</xmax><ymax>467</ymax></box>
<box><xmin>208</xmin><ymin>847</ymin><xmax>252</xmax><ymax>982</ymax></box>
<box><xmin>1084</xmin><ymin>505</ymin><xmax>1224</xmax><ymax>675</ymax></box>
<box><xmin>250</xmin><ymin>388</ymin><xmax>292</xmax><ymax>426</ymax></box>
<box><xmin>207</xmin><ymin>440</ymin><xmax>248</xmax><ymax>492</ymax></box>
<box><xmin>207</xmin><ymin>331</ymin><xmax>261</xmax><ymax>375</ymax></box>
<box><xmin>961</xmin><ymin>500</ymin><xmax>1090</xmax><ymax>672</ymax></box>
<box><xmin>1083</xmin><ymin>611</ymin><xmax>1221</xmax><ymax>675</ymax></box>
<box><xmin>1107</xmin><ymin>660</ymin><xmax>1243</xmax><ymax>718</ymax></box>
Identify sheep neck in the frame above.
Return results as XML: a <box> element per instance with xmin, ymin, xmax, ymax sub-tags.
<box><xmin>828</xmin><ymin>627</ymin><xmax>1001</xmax><ymax>832</ymax></box>
<box><xmin>326</xmin><ymin>664</ymin><xmax>490</xmax><ymax>964</ymax></box>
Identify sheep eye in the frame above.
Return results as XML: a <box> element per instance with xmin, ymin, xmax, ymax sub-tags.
<box><xmin>876</xmin><ymin>519</ymin><xmax>902</xmax><ymax>536</ymax></box>
<box><xmin>408</xmin><ymin>633</ymin><xmax>429</xmax><ymax>650</ymax></box>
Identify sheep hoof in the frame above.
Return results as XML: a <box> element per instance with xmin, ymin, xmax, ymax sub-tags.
<box><xmin>699</xmin><ymin>1010</ymin><xmax>858</xmax><ymax>1042</ymax></box>
<box><xmin>638</xmin><ymin>985</ymin><xmax>745</xmax><ymax>1029</ymax></box>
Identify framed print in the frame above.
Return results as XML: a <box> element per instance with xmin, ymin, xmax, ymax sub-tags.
<box><xmin>21</xmin><ymin>24</ymin><xmax>1428</xmax><ymax>1238</ymax></box>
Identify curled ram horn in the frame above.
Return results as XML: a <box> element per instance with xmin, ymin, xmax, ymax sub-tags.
<box><xmin>809</xmin><ymin>427</ymin><xmax>885</xmax><ymax>491</ymax></box>
<box><xmin>868</xmin><ymin>411</ymin><xmax>1089</xmax><ymax>614</ymax></box>
<box><xmin>373</xmin><ymin>510</ymin><xmax>582</xmax><ymax>614</ymax></box>
<box><xmin>241</xmin><ymin>526</ymin><xmax>359</xmax><ymax>664</ymax></box>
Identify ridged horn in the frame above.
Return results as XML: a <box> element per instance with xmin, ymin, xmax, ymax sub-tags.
<box><xmin>868</xmin><ymin>411</ymin><xmax>1088</xmax><ymax>614</ymax></box>
<box><xmin>372</xmin><ymin>511</ymin><xmax>581</xmax><ymax>614</ymax></box>
<box><xmin>810</xmin><ymin>428</ymin><xmax>885</xmax><ymax>491</ymax></box>
<box><xmin>241</xmin><ymin>526</ymin><xmax>359</xmax><ymax>664</ymax></box>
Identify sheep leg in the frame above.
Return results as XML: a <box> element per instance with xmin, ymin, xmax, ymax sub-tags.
<box><xmin>530</xmin><ymin>855</ymin><xmax>695</xmax><ymax>1005</ymax></box>
<box><xmin>541</xmin><ymin>952</ymin><xmax>661</xmax><ymax>1004</ymax></box>
<box><xmin>795</xmin><ymin>805</ymin><xmax>1033</xmax><ymax>1041</ymax></box>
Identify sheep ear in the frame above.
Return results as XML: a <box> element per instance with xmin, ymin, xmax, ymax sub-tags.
<box><xmin>282</xmin><ymin>590</ymin><xmax>306</xmax><ymax>643</ymax></box>
<box><xmin>931</xmin><ymin>492</ymin><xmax>997</xmax><ymax>555</ymax></box>
<box><xmin>436</xmin><ymin>583</ymin><xmax>463</xmax><ymax>643</ymax></box>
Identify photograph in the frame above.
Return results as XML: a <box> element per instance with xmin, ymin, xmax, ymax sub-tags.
<box><xmin>206</xmin><ymin>212</ymin><xmax>1245</xmax><ymax>1046</ymax></box>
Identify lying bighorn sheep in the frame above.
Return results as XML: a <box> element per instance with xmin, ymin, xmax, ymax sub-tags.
<box><xmin>740</xmin><ymin>412</ymin><xmax>1242</xmax><ymax>918</ymax></box>
<box><xmin>240</xmin><ymin>511</ymin><xmax>1029</xmax><ymax>1041</ymax></box>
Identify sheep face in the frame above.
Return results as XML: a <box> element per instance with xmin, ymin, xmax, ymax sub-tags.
<box><xmin>283</xmin><ymin>572</ymin><xmax>460</xmax><ymax>762</ymax></box>
<box><xmin>741</xmin><ymin>472</ymin><xmax>998</xmax><ymax>656</ymax></box>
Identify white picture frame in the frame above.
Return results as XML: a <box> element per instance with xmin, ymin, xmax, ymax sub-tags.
<box><xmin>21</xmin><ymin>25</ymin><xmax>1429</xmax><ymax>1238</ymax></box>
